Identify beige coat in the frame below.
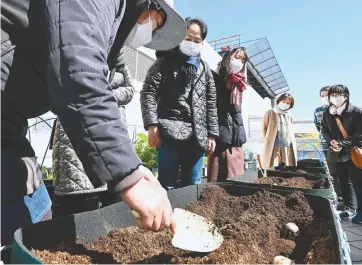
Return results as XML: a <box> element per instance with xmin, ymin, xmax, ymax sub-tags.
<box><xmin>261</xmin><ymin>109</ymin><xmax>298</xmax><ymax>168</ymax></box>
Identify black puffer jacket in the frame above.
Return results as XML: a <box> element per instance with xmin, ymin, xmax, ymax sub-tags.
<box><xmin>1</xmin><ymin>0</ymin><xmax>147</xmax><ymax>203</ymax></box>
<box><xmin>213</xmin><ymin>71</ymin><xmax>246</xmax><ymax>148</ymax></box>
<box><xmin>141</xmin><ymin>50</ymin><xmax>219</xmax><ymax>152</ymax></box>
<box><xmin>321</xmin><ymin>103</ymin><xmax>362</xmax><ymax>161</ymax></box>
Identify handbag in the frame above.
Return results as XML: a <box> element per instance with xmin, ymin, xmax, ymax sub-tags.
<box><xmin>335</xmin><ymin>117</ymin><xmax>362</xmax><ymax>169</ymax></box>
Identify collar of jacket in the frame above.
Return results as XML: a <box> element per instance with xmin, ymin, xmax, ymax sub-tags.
<box><xmin>344</xmin><ymin>103</ymin><xmax>354</xmax><ymax>113</ymax></box>
<box><xmin>107</xmin><ymin>0</ymin><xmax>149</xmax><ymax>65</ymax></box>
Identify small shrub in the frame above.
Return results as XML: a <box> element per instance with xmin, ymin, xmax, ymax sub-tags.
<box><xmin>133</xmin><ymin>133</ymin><xmax>158</xmax><ymax>171</ymax></box>
<box><xmin>41</xmin><ymin>166</ymin><xmax>54</xmax><ymax>180</ymax></box>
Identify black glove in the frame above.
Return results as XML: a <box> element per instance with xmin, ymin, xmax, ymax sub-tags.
<box><xmin>339</xmin><ymin>138</ymin><xmax>354</xmax><ymax>151</ymax></box>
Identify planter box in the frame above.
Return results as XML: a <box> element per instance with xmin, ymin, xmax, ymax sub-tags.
<box><xmin>11</xmin><ymin>184</ymin><xmax>348</xmax><ymax>264</ymax></box>
<box><xmin>274</xmin><ymin>159</ymin><xmax>328</xmax><ymax>174</ymax></box>
<box><xmin>229</xmin><ymin>169</ymin><xmax>335</xmax><ymax>200</ymax></box>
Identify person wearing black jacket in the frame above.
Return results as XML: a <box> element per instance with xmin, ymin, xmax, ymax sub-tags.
<box><xmin>321</xmin><ymin>84</ymin><xmax>362</xmax><ymax>224</ymax></box>
<box><xmin>207</xmin><ymin>47</ymin><xmax>247</xmax><ymax>182</ymax></box>
<box><xmin>141</xmin><ymin>17</ymin><xmax>219</xmax><ymax>190</ymax></box>
<box><xmin>1</xmin><ymin>0</ymin><xmax>186</xmax><ymax>244</ymax></box>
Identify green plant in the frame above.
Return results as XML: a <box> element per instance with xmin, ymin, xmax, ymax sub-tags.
<box><xmin>203</xmin><ymin>156</ymin><xmax>208</xmax><ymax>167</ymax></box>
<box><xmin>41</xmin><ymin>166</ymin><xmax>54</xmax><ymax>180</ymax></box>
<box><xmin>133</xmin><ymin>133</ymin><xmax>158</xmax><ymax>170</ymax></box>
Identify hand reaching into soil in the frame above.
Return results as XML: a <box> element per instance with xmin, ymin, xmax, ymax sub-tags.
<box><xmin>121</xmin><ymin>166</ymin><xmax>175</xmax><ymax>232</ymax></box>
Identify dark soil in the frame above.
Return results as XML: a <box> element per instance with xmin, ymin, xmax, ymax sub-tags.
<box><xmin>254</xmin><ymin>176</ymin><xmax>329</xmax><ymax>189</ymax></box>
<box><xmin>32</xmin><ymin>185</ymin><xmax>337</xmax><ymax>264</ymax></box>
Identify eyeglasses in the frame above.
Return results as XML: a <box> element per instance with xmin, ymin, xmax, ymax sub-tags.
<box><xmin>330</xmin><ymin>93</ymin><xmax>345</xmax><ymax>97</ymax></box>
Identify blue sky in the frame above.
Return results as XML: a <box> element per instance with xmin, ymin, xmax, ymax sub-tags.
<box><xmin>175</xmin><ymin>0</ymin><xmax>362</xmax><ymax>119</ymax></box>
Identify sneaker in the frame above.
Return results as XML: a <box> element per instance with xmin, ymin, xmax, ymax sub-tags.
<box><xmin>340</xmin><ymin>208</ymin><xmax>356</xmax><ymax>220</ymax></box>
<box><xmin>352</xmin><ymin>212</ymin><xmax>362</xmax><ymax>224</ymax></box>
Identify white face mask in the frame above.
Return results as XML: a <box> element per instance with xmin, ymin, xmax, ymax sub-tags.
<box><xmin>124</xmin><ymin>13</ymin><xmax>153</xmax><ymax>48</ymax></box>
<box><xmin>321</xmin><ymin>96</ymin><xmax>329</xmax><ymax>106</ymax></box>
<box><xmin>179</xmin><ymin>40</ymin><xmax>202</xmax><ymax>56</ymax></box>
<box><xmin>230</xmin><ymin>58</ymin><xmax>244</xmax><ymax>74</ymax></box>
<box><xmin>330</xmin><ymin>95</ymin><xmax>346</xmax><ymax>107</ymax></box>
<box><xmin>278</xmin><ymin>102</ymin><xmax>291</xmax><ymax>111</ymax></box>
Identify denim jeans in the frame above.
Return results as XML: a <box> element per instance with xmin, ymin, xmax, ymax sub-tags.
<box><xmin>1</xmin><ymin>182</ymin><xmax>52</xmax><ymax>245</ymax></box>
<box><xmin>157</xmin><ymin>138</ymin><xmax>205</xmax><ymax>190</ymax></box>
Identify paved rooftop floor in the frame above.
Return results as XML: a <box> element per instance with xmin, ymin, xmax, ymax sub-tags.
<box><xmin>341</xmin><ymin>219</ymin><xmax>362</xmax><ymax>264</ymax></box>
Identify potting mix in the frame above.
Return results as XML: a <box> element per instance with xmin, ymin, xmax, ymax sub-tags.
<box><xmin>32</xmin><ymin>185</ymin><xmax>336</xmax><ymax>264</ymax></box>
<box><xmin>253</xmin><ymin>176</ymin><xmax>329</xmax><ymax>189</ymax></box>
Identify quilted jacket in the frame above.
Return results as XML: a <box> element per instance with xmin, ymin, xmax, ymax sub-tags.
<box><xmin>52</xmin><ymin>50</ymin><xmax>135</xmax><ymax>195</ymax></box>
<box><xmin>141</xmin><ymin>50</ymin><xmax>219</xmax><ymax>152</ymax></box>
<box><xmin>1</xmin><ymin>0</ymin><xmax>148</xmax><ymax>202</ymax></box>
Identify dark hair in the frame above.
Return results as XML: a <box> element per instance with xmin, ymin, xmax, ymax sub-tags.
<box><xmin>185</xmin><ymin>17</ymin><xmax>208</xmax><ymax>40</ymax></box>
<box><xmin>276</xmin><ymin>93</ymin><xmax>295</xmax><ymax>109</ymax></box>
<box><xmin>218</xmin><ymin>47</ymin><xmax>248</xmax><ymax>81</ymax></box>
<box><xmin>319</xmin><ymin>86</ymin><xmax>330</xmax><ymax>96</ymax></box>
<box><xmin>328</xmin><ymin>84</ymin><xmax>350</xmax><ymax>103</ymax></box>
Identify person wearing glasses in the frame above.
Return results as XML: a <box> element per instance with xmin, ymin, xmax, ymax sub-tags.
<box><xmin>314</xmin><ymin>85</ymin><xmax>343</xmax><ymax>208</ymax></box>
<box><xmin>321</xmin><ymin>84</ymin><xmax>362</xmax><ymax>224</ymax></box>
<box><xmin>261</xmin><ymin>93</ymin><xmax>298</xmax><ymax>169</ymax></box>
<box><xmin>1</xmin><ymin>0</ymin><xmax>186</xmax><ymax>245</ymax></box>
<box><xmin>207</xmin><ymin>47</ymin><xmax>248</xmax><ymax>182</ymax></box>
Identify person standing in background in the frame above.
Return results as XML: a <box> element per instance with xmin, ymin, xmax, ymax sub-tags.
<box><xmin>261</xmin><ymin>93</ymin><xmax>298</xmax><ymax>169</ymax></box>
<box><xmin>321</xmin><ymin>84</ymin><xmax>362</xmax><ymax>224</ymax></box>
<box><xmin>141</xmin><ymin>17</ymin><xmax>219</xmax><ymax>190</ymax></box>
<box><xmin>314</xmin><ymin>86</ymin><xmax>342</xmax><ymax>206</ymax></box>
<box><xmin>207</xmin><ymin>47</ymin><xmax>248</xmax><ymax>182</ymax></box>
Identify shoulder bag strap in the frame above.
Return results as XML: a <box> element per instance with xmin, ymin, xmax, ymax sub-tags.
<box><xmin>335</xmin><ymin>117</ymin><xmax>349</xmax><ymax>139</ymax></box>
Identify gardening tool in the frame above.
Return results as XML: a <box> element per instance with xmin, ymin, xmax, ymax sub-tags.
<box><xmin>257</xmin><ymin>154</ymin><xmax>267</xmax><ymax>177</ymax></box>
<box><xmin>132</xmin><ymin>208</ymin><xmax>224</xmax><ymax>252</ymax></box>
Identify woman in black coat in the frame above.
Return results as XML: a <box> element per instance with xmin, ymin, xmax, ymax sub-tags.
<box><xmin>207</xmin><ymin>47</ymin><xmax>248</xmax><ymax>182</ymax></box>
<box><xmin>321</xmin><ymin>84</ymin><xmax>362</xmax><ymax>224</ymax></box>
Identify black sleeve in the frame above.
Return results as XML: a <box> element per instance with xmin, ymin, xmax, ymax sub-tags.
<box><xmin>205</xmin><ymin>62</ymin><xmax>219</xmax><ymax>138</ymax></box>
<box><xmin>44</xmin><ymin>0</ymin><xmax>142</xmax><ymax>188</ymax></box>
<box><xmin>350</xmin><ymin>107</ymin><xmax>362</xmax><ymax>144</ymax></box>
<box><xmin>140</xmin><ymin>58</ymin><xmax>163</xmax><ymax>130</ymax></box>
<box><xmin>321</xmin><ymin>111</ymin><xmax>333</xmax><ymax>146</ymax></box>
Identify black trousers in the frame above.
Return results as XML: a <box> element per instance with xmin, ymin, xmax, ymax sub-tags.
<box><xmin>335</xmin><ymin>160</ymin><xmax>362</xmax><ymax>211</ymax></box>
<box><xmin>323</xmin><ymin>150</ymin><xmax>341</xmax><ymax>197</ymax></box>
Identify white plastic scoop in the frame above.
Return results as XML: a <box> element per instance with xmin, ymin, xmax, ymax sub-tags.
<box><xmin>132</xmin><ymin>208</ymin><xmax>224</xmax><ymax>252</ymax></box>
